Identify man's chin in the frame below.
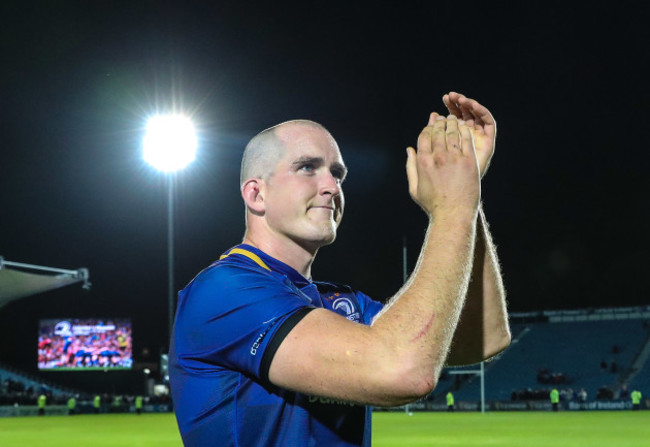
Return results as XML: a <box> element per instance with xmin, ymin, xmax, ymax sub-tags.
<box><xmin>311</xmin><ymin>233</ymin><xmax>337</xmax><ymax>249</ymax></box>
<box><xmin>294</xmin><ymin>231</ymin><xmax>337</xmax><ymax>252</ymax></box>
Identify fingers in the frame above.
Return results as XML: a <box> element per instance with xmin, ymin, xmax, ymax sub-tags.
<box><xmin>462</xmin><ymin>96</ymin><xmax>494</xmax><ymax>128</ymax></box>
<box><xmin>408</xmin><ymin>114</ymin><xmax>481</xmax><ymax>219</ymax></box>
<box><xmin>431</xmin><ymin>116</ymin><xmax>447</xmax><ymax>153</ymax></box>
<box><xmin>418</xmin><ymin>115</ymin><xmax>467</xmax><ymax>155</ymax></box>
<box><xmin>445</xmin><ymin>115</ymin><xmax>461</xmax><ymax>153</ymax></box>
<box><xmin>444</xmin><ymin>92</ymin><xmax>472</xmax><ymax>123</ymax></box>
<box><xmin>445</xmin><ymin>92</ymin><xmax>495</xmax><ymax>131</ymax></box>
<box><xmin>417</xmin><ymin>126</ymin><xmax>432</xmax><ymax>154</ymax></box>
<box><xmin>443</xmin><ymin>94</ymin><xmax>463</xmax><ymax>119</ymax></box>
<box><xmin>417</xmin><ymin>116</ymin><xmax>446</xmax><ymax>154</ymax></box>
<box><xmin>443</xmin><ymin>92</ymin><xmax>480</xmax><ymax>128</ymax></box>
<box><xmin>460</xmin><ymin>96</ymin><xmax>496</xmax><ymax>140</ymax></box>
<box><xmin>459</xmin><ymin>120</ymin><xmax>474</xmax><ymax>155</ymax></box>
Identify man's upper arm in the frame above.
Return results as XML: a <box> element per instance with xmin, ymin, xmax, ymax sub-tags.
<box><xmin>267</xmin><ymin>306</ymin><xmax>419</xmax><ymax>407</ymax></box>
<box><xmin>269</xmin><ymin>308</ymin><xmax>378</xmax><ymax>401</ymax></box>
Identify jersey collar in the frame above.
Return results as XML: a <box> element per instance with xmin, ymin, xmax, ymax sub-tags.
<box><xmin>227</xmin><ymin>244</ymin><xmax>312</xmax><ymax>288</ymax></box>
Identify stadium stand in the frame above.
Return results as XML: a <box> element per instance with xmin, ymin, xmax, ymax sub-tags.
<box><xmin>444</xmin><ymin>316</ymin><xmax>650</xmax><ymax>404</ymax></box>
<box><xmin>0</xmin><ymin>362</ymin><xmax>76</xmax><ymax>405</ymax></box>
<box><xmin>626</xmin><ymin>323</ymin><xmax>650</xmax><ymax>394</ymax></box>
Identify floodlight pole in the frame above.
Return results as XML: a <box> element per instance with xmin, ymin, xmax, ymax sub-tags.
<box><xmin>402</xmin><ymin>237</ymin><xmax>412</xmax><ymax>415</ymax></box>
<box><xmin>142</xmin><ymin>113</ymin><xmax>196</xmax><ymax>352</ymax></box>
<box><xmin>167</xmin><ymin>175</ymin><xmax>175</xmax><ymax>345</ymax></box>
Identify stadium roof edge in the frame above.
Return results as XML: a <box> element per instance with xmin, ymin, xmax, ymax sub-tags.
<box><xmin>0</xmin><ymin>256</ymin><xmax>91</xmax><ymax>310</ymax></box>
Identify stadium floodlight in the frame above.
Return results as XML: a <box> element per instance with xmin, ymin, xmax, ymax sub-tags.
<box><xmin>143</xmin><ymin>114</ymin><xmax>197</xmax><ymax>172</ymax></box>
<box><xmin>142</xmin><ymin>114</ymin><xmax>197</xmax><ymax>346</ymax></box>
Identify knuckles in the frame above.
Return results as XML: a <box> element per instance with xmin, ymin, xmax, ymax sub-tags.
<box><xmin>414</xmin><ymin>149</ymin><xmax>479</xmax><ymax>177</ymax></box>
<box><xmin>433</xmin><ymin>154</ymin><xmax>446</xmax><ymax>168</ymax></box>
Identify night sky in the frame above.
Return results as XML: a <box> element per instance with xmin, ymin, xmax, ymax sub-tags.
<box><xmin>1</xmin><ymin>1</ymin><xmax>649</xmax><ymax>372</ymax></box>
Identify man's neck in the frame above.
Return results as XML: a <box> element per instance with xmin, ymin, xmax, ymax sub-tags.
<box><xmin>242</xmin><ymin>233</ymin><xmax>316</xmax><ymax>279</ymax></box>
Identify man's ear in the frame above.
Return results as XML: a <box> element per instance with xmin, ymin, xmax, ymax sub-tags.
<box><xmin>241</xmin><ymin>179</ymin><xmax>265</xmax><ymax>215</ymax></box>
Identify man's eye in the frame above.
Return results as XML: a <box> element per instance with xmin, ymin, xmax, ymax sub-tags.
<box><xmin>299</xmin><ymin>163</ymin><xmax>315</xmax><ymax>172</ymax></box>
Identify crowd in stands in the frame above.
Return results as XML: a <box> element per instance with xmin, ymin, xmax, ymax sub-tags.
<box><xmin>511</xmin><ymin>387</ymin><xmax>589</xmax><ymax>402</ymax></box>
<box><xmin>536</xmin><ymin>368</ymin><xmax>571</xmax><ymax>385</ymax></box>
<box><xmin>0</xmin><ymin>377</ymin><xmax>61</xmax><ymax>406</ymax></box>
<box><xmin>1</xmin><ymin>374</ymin><xmax>171</xmax><ymax>411</ymax></box>
<box><xmin>511</xmin><ymin>385</ymin><xmax>634</xmax><ymax>402</ymax></box>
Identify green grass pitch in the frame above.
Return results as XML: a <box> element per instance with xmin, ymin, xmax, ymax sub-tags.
<box><xmin>0</xmin><ymin>411</ymin><xmax>648</xmax><ymax>446</ymax></box>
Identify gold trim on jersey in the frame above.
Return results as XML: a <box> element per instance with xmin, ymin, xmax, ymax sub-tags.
<box><xmin>219</xmin><ymin>248</ymin><xmax>271</xmax><ymax>271</ymax></box>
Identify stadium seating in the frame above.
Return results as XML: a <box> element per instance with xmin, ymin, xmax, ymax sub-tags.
<box><xmin>0</xmin><ymin>363</ymin><xmax>74</xmax><ymax>405</ymax></box>
<box><xmin>628</xmin><ymin>334</ymin><xmax>650</xmax><ymax>394</ymax></box>
<box><xmin>446</xmin><ymin>319</ymin><xmax>650</xmax><ymax>403</ymax></box>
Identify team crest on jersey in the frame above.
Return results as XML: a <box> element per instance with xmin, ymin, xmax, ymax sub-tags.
<box><xmin>333</xmin><ymin>297</ymin><xmax>360</xmax><ymax>321</ymax></box>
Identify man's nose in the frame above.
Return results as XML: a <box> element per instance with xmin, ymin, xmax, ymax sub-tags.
<box><xmin>319</xmin><ymin>172</ymin><xmax>342</xmax><ymax>196</ymax></box>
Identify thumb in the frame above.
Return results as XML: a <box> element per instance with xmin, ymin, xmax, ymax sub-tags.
<box><xmin>405</xmin><ymin>147</ymin><xmax>418</xmax><ymax>199</ymax></box>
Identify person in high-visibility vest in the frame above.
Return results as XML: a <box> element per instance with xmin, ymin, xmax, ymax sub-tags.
<box><xmin>112</xmin><ymin>395</ymin><xmax>122</xmax><ymax>413</ymax></box>
<box><xmin>37</xmin><ymin>394</ymin><xmax>47</xmax><ymax>416</ymax></box>
<box><xmin>135</xmin><ymin>396</ymin><xmax>143</xmax><ymax>415</ymax></box>
<box><xmin>67</xmin><ymin>396</ymin><xmax>76</xmax><ymax>415</ymax></box>
<box><xmin>446</xmin><ymin>392</ymin><xmax>455</xmax><ymax>412</ymax></box>
<box><xmin>631</xmin><ymin>389</ymin><xmax>642</xmax><ymax>411</ymax></box>
<box><xmin>550</xmin><ymin>389</ymin><xmax>560</xmax><ymax>411</ymax></box>
<box><xmin>93</xmin><ymin>395</ymin><xmax>101</xmax><ymax>414</ymax></box>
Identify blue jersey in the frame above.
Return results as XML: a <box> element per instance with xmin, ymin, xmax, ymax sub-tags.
<box><xmin>169</xmin><ymin>244</ymin><xmax>384</xmax><ymax>446</ymax></box>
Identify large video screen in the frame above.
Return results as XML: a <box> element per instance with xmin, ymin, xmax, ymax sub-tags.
<box><xmin>38</xmin><ymin>319</ymin><xmax>132</xmax><ymax>371</ymax></box>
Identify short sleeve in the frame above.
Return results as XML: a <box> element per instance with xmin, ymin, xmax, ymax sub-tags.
<box><xmin>172</xmin><ymin>263</ymin><xmax>314</xmax><ymax>382</ymax></box>
<box><xmin>355</xmin><ymin>290</ymin><xmax>384</xmax><ymax>324</ymax></box>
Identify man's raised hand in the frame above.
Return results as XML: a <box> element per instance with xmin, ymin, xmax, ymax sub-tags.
<box><xmin>405</xmin><ymin>115</ymin><xmax>480</xmax><ymax>222</ymax></box>
<box><xmin>443</xmin><ymin>92</ymin><xmax>496</xmax><ymax>179</ymax></box>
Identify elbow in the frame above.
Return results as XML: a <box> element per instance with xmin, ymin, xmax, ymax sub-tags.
<box><xmin>499</xmin><ymin>328</ymin><xmax>512</xmax><ymax>352</ymax></box>
<box><xmin>485</xmin><ymin>326</ymin><xmax>512</xmax><ymax>360</ymax></box>
<box><xmin>407</xmin><ymin>364</ymin><xmax>438</xmax><ymax>399</ymax></box>
<box><xmin>372</xmin><ymin>360</ymin><xmax>438</xmax><ymax>407</ymax></box>
<box><xmin>408</xmin><ymin>371</ymin><xmax>437</xmax><ymax>401</ymax></box>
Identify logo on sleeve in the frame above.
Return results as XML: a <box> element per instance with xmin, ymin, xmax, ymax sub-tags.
<box><xmin>333</xmin><ymin>297</ymin><xmax>360</xmax><ymax>322</ymax></box>
<box><xmin>250</xmin><ymin>318</ymin><xmax>279</xmax><ymax>356</ymax></box>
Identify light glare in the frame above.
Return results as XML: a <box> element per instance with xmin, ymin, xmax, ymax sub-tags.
<box><xmin>143</xmin><ymin>115</ymin><xmax>197</xmax><ymax>172</ymax></box>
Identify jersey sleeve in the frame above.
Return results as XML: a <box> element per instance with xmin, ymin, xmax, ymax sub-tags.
<box><xmin>355</xmin><ymin>290</ymin><xmax>384</xmax><ymax>324</ymax></box>
<box><xmin>172</xmin><ymin>263</ymin><xmax>314</xmax><ymax>384</ymax></box>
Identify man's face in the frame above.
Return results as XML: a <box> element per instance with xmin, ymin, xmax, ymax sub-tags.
<box><xmin>263</xmin><ymin>124</ymin><xmax>346</xmax><ymax>250</ymax></box>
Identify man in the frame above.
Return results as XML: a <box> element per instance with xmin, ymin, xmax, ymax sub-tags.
<box><xmin>550</xmin><ymin>388</ymin><xmax>559</xmax><ymax>411</ymax></box>
<box><xmin>67</xmin><ymin>395</ymin><xmax>76</xmax><ymax>415</ymax></box>
<box><xmin>446</xmin><ymin>391</ymin><xmax>455</xmax><ymax>412</ymax></box>
<box><xmin>631</xmin><ymin>389</ymin><xmax>642</xmax><ymax>410</ymax></box>
<box><xmin>93</xmin><ymin>394</ymin><xmax>101</xmax><ymax>414</ymax></box>
<box><xmin>37</xmin><ymin>393</ymin><xmax>46</xmax><ymax>416</ymax></box>
<box><xmin>170</xmin><ymin>92</ymin><xmax>510</xmax><ymax>446</ymax></box>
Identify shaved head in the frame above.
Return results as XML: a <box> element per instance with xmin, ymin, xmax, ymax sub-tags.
<box><xmin>240</xmin><ymin>119</ymin><xmax>329</xmax><ymax>186</ymax></box>
<box><xmin>240</xmin><ymin>118</ymin><xmax>346</xmax><ymax>251</ymax></box>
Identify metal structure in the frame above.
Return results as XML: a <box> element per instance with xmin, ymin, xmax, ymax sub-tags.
<box><xmin>448</xmin><ymin>362</ymin><xmax>486</xmax><ymax>413</ymax></box>
<box><xmin>0</xmin><ymin>257</ymin><xmax>90</xmax><ymax>309</ymax></box>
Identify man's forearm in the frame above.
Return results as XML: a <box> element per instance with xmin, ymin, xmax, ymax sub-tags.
<box><xmin>370</xmin><ymin>214</ymin><xmax>477</xmax><ymax>391</ymax></box>
<box><xmin>446</xmin><ymin>205</ymin><xmax>510</xmax><ymax>366</ymax></box>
